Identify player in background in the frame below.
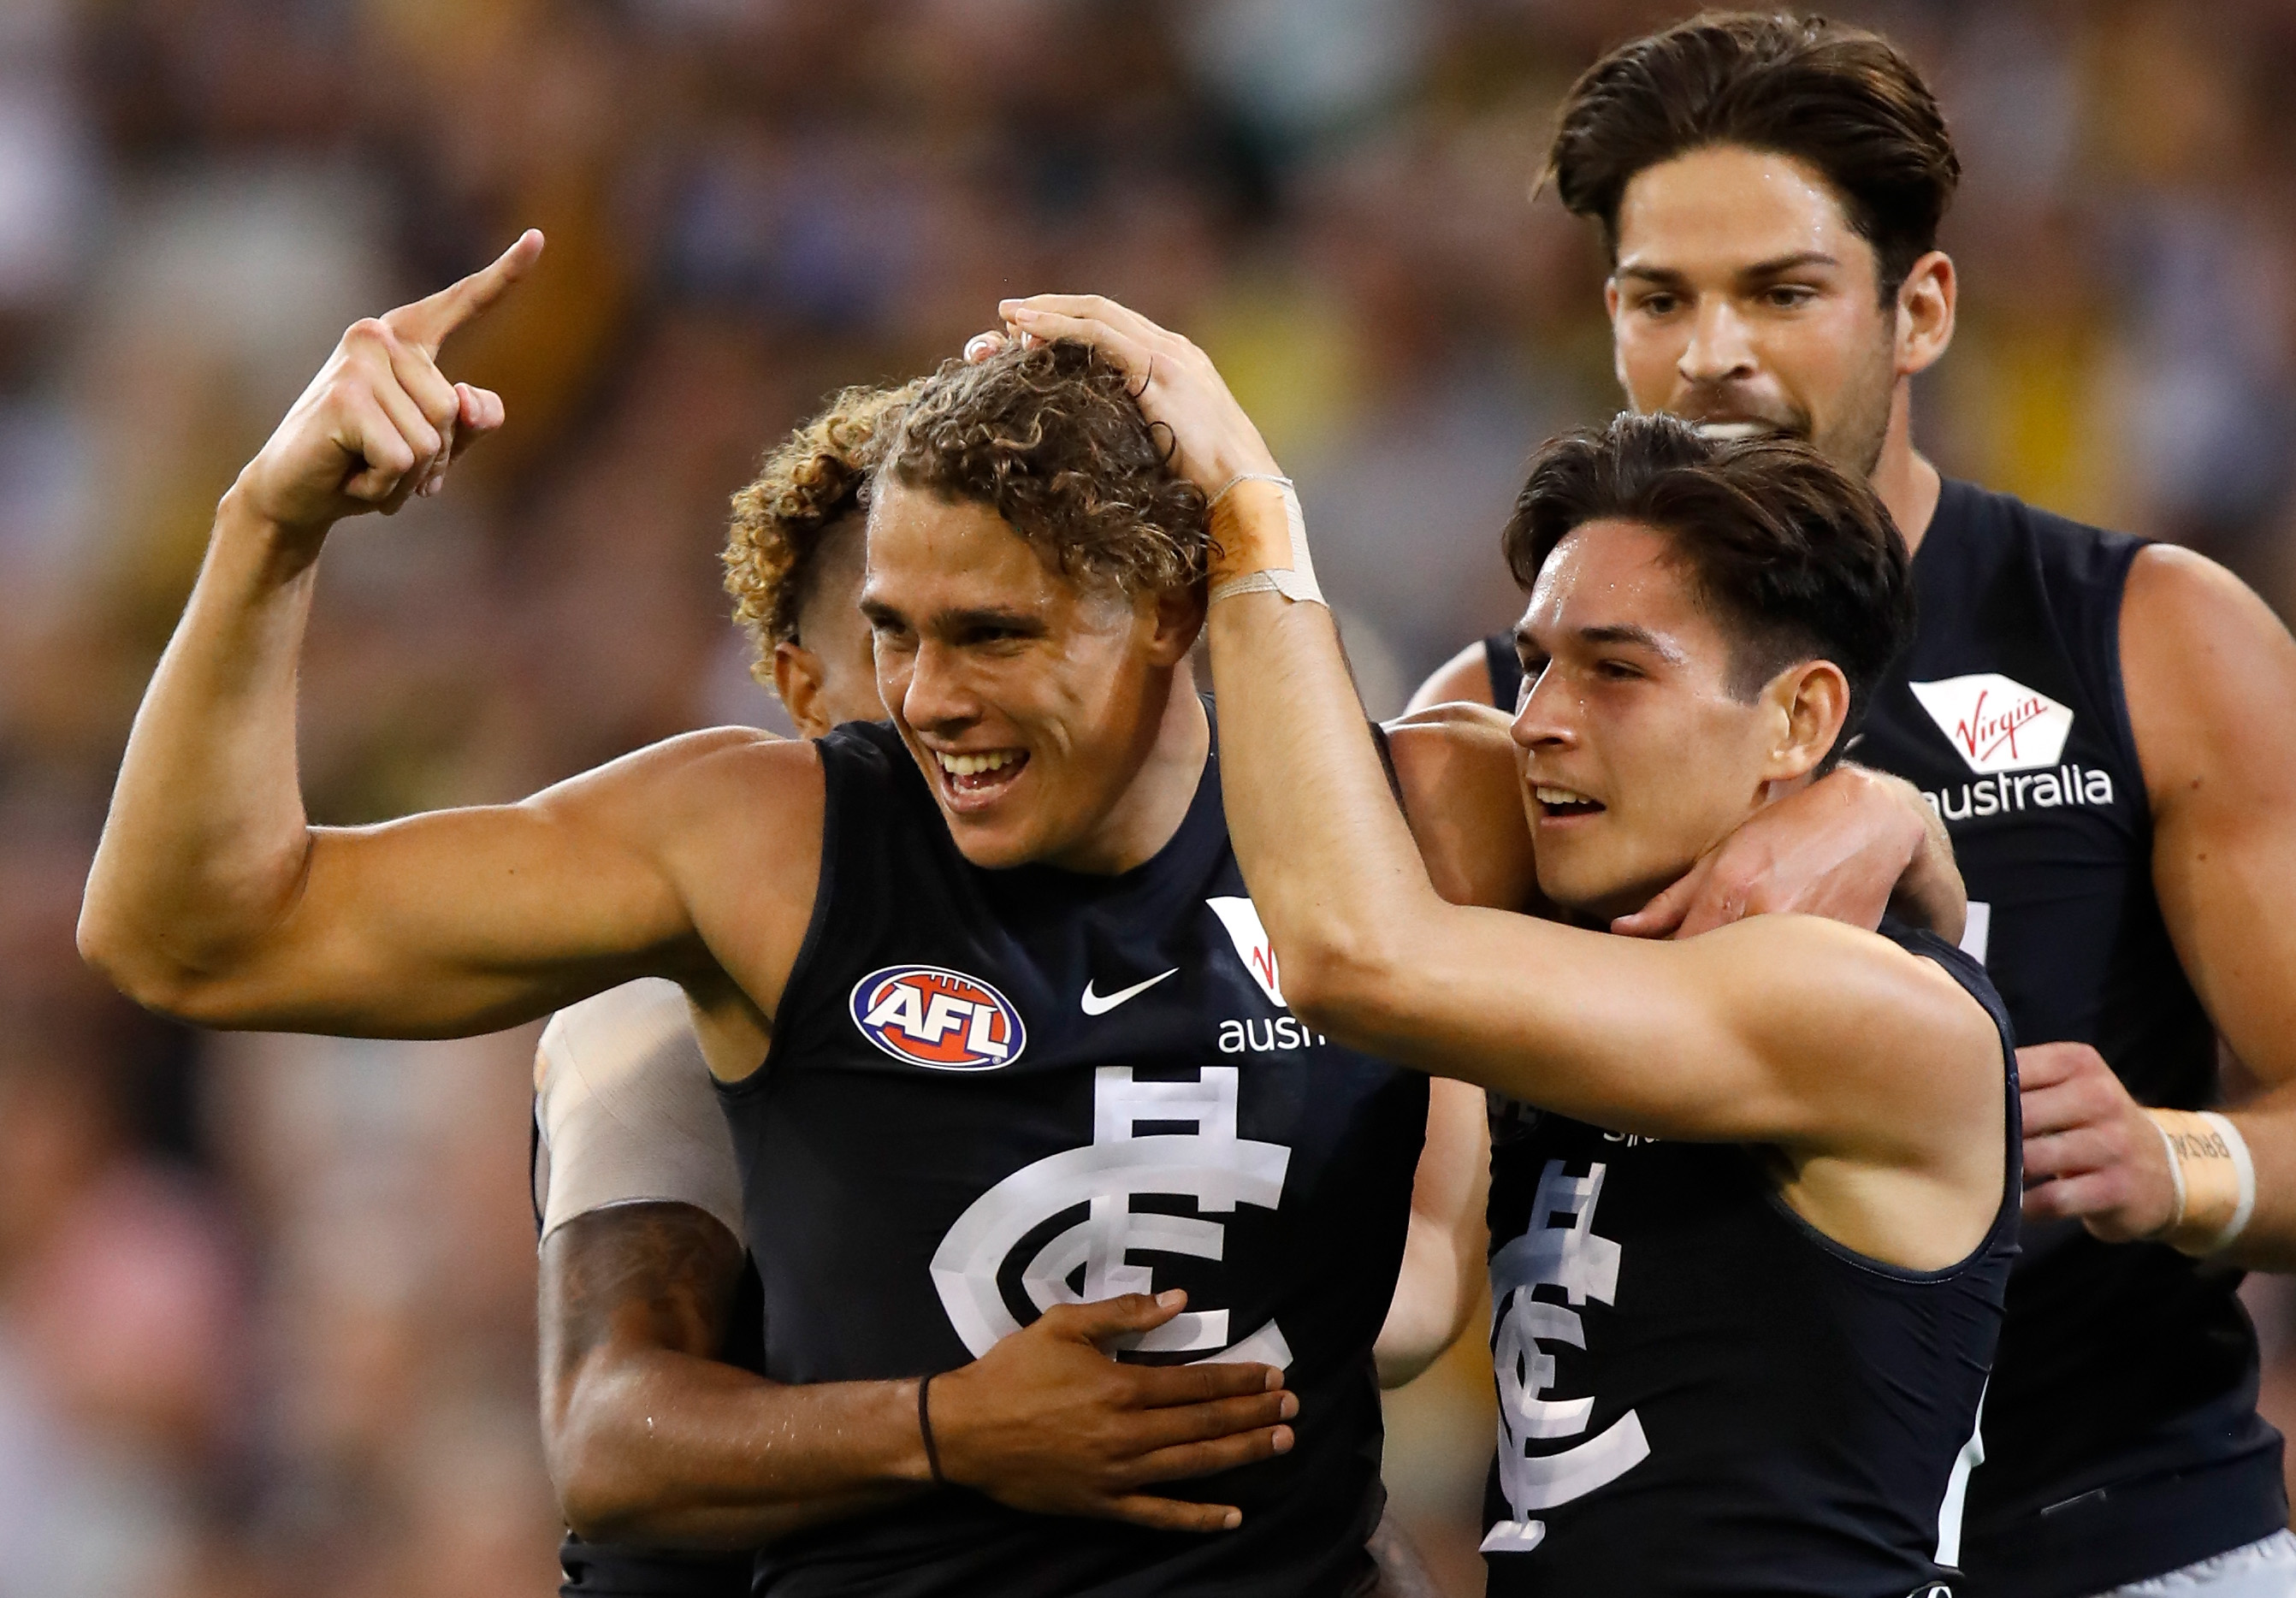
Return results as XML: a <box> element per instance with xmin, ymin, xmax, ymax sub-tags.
<box><xmin>1411</xmin><ymin>16</ymin><xmax>2296</xmax><ymax>1595</ymax></box>
<box><xmin>1001</xmin><ymin>287</ymin><xmax>2016</xmax><ymax>1593</ymax></box>
<box><xmin>534</xmin><ymin>380</ymin><xmax>908</xmax><ymax>1597</ymax></box>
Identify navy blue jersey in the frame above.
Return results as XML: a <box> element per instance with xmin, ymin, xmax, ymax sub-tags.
<box><xmin>1473</xmin><ymin>478</ymin><xmax>2286</xmax><ymax>1594</ymax></box>
<box><xmin>1479</xmin><ymin>922</ymin><xmax>2019</xmax><ymax>1597</ymax></box>
<box><xmin>716</xmin><ymin>716</ymin><xmax>1428</xmax><ymax>1598</ymax></box>
<box><xmin>1855</xmin><ymin>481</ymin><xmax>2285</xmax><ymax>1595</ymax></box>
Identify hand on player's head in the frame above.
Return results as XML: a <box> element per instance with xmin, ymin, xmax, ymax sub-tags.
<box><xmin>232</xmin><ymin>230</ymin><xmax>542</xmax><ymax>537</ymax></box>
<box><xmin>989</xmin><ymin>294</ymin><xmax>1281</xmax><ymax>498</ymax></box>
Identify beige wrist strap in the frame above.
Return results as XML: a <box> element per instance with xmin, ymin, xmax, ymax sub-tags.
<box><xmin>2145</xmin><ymin>1109</ymin><xmax>2255</xmax><ymax>1257</ymax></box>
<box><xmin>1207</xmin><ymin>474</ymin><xmax>1324</xmax><ymax>607</ymax></box>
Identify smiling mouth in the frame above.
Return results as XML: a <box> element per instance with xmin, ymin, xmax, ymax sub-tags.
<box><xmin>1534</xmin><ymin>783</ymin><xmax>1606</xmax><ymax>819</ymax></box>
<box><xmin>932</xmin><ymin>747</ymin><xmax>1030</xmax><ymax>809</ymax></box>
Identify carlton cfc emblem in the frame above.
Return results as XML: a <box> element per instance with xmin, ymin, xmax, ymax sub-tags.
<box><xmin>849</xmin><ymin>965</ymin><xmax>1026</xmax><ymax>1071</ymax></box>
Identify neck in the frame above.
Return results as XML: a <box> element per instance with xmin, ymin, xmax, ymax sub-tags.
<box><xmin>1045</xmin><ymin>659</ymin><xmax>1210</xmax><ymax>875</ymax></box>
<box><xmin>1868</xmin><ymin>380</ymin><xmax>1943</xmax><ymax>555</ymax></box>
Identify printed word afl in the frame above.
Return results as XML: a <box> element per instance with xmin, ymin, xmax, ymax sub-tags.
<box><xmin>851</xmin><ymin>966</ymin><xmax>1027</xmax><ymax>1071</ymax></box>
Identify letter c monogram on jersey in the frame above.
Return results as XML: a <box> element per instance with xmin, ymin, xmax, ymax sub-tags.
<box><xmin>930</xmin><ymin>1065</ymin><xmax>1297</xmax><ymax>1369</ymax></box>
<box><xmin>850</xmin><ymin>965</ymin><xmax>1026</xmax><ymax>1071</ymax></box>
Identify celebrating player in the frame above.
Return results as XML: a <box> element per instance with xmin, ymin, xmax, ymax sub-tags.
<box><xmin>1412</xmin><ymin>15</ymin><xmax>2296</xmax><ymax>1594</ymax></box>
<box><xmin>993</xmin><ymin>287</ymin><xmax>2018</xmax><ymax>1593</ymax></box>
<box><xmin>77</xmin><ymin>241</ymin><xmax>1526</xmax><ymax>1594</ymax></box>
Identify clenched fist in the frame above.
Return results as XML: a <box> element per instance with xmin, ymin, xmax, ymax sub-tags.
<box><xmin>229</xmin><ymin>230</ymin><xmax>543</xmax><ymax>540</ymax></box>
<box><xmin>2020</xmin><ymin>1040</ymin><xmax>2181</xmax><ymax>1241</ymax></box>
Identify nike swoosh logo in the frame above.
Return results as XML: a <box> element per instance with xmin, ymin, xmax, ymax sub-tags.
<box><xmin>1080</xmin><ymin>968</ymin><xmax>1178</xmax><ymax>1016</ymax></box>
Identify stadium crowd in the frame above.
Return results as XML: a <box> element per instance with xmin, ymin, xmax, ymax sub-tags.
<box><xmin>3</xmin><ymin>1</ymin><xmax>2296</xmax><ymax>1593</ymax></box>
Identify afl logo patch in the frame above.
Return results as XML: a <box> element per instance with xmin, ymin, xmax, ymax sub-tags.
<box><xmin>850</xmin><ymin>966</ymin><xmax>1025</xmax><ymax>1071</ymax></box>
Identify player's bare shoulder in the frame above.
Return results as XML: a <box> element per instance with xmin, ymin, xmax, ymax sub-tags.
<box><xmin>527</xmin><ymin>727</ymin><xmax>826</xmax><ymax>1016</ymax></box>
<box><xmin>1698</xmin><ymin>912</ymin><xmax>2004</xmax><ymax>1157</ymax></box>
<box><xmin>1383</xmin><ymin>704</ymin><xmax>1538</xmax><ymax>913</ymax></box>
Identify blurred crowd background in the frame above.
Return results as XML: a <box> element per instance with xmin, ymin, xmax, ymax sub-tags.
<box><xmin>5</xmin><ymin>1</ymin><xmax>2296</xmax><ymax>1593</ymax></box>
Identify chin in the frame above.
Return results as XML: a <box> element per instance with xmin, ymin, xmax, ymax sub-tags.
<box><xmin>941</xmin><ymin>812</ymin><xmax>1039</xmax><ymax>871</ymax></box>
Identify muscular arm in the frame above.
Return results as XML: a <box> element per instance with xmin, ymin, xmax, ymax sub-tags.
<box><xmin>541</xmin><ymin>1206</ymin><xmax>1300</xmax><ymax>1544</ymax></box>
<box><xmin>985</xmin><ymin>296</ymin><xmax>1997</xmax><ymax>1252</ymax></box>
<box><xmin>75</xmin><ymin>243</ymin><xmax>816</xmax><ymax>1052</ymax></box>
<box><xmin>534</xmin><ymin>997</ymin><xmax>1300</xmax><ymax>1546</ymax></box>
<box><xmin>2025</xmin><ymin>546</ymin><xmax>2296</xmax><ymax>1266</ymax></box>
<box><xmin>541</xmin><ymin>1203</ymin><xmax>916</xmax><ymax>1548</ymax></box>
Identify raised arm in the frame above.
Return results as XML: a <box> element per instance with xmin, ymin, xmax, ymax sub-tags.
<box><xmin>76</xmin><ymin>237</ymin><xmax>802</xmax><ymax>1041</ymax></box>
<box><xmin>992</xmin><ymin>296</ymin><xmax>1995</xmax><ymax>1167</ymax></box>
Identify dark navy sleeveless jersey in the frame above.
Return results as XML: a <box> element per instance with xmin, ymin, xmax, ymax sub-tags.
<box><xmin>715</xmin><ymin>717</ymin><xmax>1428</xmax><ymax>1598</ymax></box>
<box><xmin>1475</xmin><ymin>479</ymin><xmax>2287</xmax><ymax>1594</ymax></box>
<box><xmin>1479</xmin><ymin>921</ymin><xmax>2017</xmax><ymax>1598</ymax></box>
<box><xmin>1855</xmin><ymin>480</ymin><xmax>2285</xmax><ymax>1596</ymax></box>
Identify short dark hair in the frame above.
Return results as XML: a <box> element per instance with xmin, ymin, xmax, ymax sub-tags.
<box><xmin>1501</xmin><ymin>412</ymin><xmax>1914</xmax><ymax>767</ymax></box>
<box><xmin>1544</xmin><ymin>10</ymin><xmax>1959</xmax><ymax>301</ymax></box>
<box><xmin>882</xmin><ymin>340</ymin><xmax>1207</xmax><ymax>597</ymax></box>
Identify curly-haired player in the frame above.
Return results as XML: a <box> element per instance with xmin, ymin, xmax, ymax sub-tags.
<box><xmin>536</xmin><ymin>378</ymin><xmax>912</xmax><ymax>1597</ymax></box>
<box><xmin>81</xmin><ymin>265</ymin><xmax>1505</xmax><ymax>1595</ymax></box>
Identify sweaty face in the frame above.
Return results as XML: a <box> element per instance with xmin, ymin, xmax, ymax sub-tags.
<box><xmin>1512</xmin><ymin>519</ymin><xmax>1796</xmax><ymax>920</ymax></box>
<box><xmin>861</xmin><ymin>480</ymin><xmax>1179</xmax><ymax>872</ymax></box>
<box><xmin>1607</xmin><ymin>145</ymin><xmax>1900</xmax><ymax>476</ymax></box>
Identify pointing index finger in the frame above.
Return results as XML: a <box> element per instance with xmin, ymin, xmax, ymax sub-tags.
<box><xmin>385</xmin><ymin>229</ymin><xmax>545</xmax><ymax>357</ymax></box>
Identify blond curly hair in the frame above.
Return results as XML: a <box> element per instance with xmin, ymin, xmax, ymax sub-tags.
<box><xmin>724</xmin><ymin>379</ymin><xmax>921</xmax><ymax>683</ymax></box>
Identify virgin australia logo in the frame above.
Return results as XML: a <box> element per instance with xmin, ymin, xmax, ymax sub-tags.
<box><xmin>1908</xmin><ymin>672</ymin><xmax>2074</xmax><ymax>774</ymax></box>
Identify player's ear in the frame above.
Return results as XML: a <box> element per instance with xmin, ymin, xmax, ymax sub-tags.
<box><xmin>1897</xmin><ymin>249</ymin><xmax>1956</xmax><ymax>377</ymax></box>
<box><xmin>1145</xmin><ymin>583</ymin><xmax>1205</xmax><ymax>667</ymax></box>
<box><xmin>1761</xmin><ymin>659</ymin><xmax>1851</xmax><ymax>784</ymax></box>
<box><xmin>774</xmin><ymin>641</ymin><xmax>836</xmax><ymax>739</ymax></box>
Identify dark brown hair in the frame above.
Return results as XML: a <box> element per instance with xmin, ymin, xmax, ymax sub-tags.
<box><xmin>725</xmin><ymin>378</ymin><xmax>921</xmax><ymax>675</ymax></box>
<box><xmin>880</xmin><ymin>340</ymin><xmax>1207</xmax><ymax>596</ymax></box>
<box><xmin>1502</xmin><ymin>412</ymin><xmax>1914</xmax><ymax>767</ymax></box>
<box><xmin>1544</xmin><ymin>10</ymin><xmax>1959</xmax><ymax>301</ymax></box>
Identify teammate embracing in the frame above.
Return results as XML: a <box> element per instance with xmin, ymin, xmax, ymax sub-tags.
<box><xmin>77</xmin><ymin>246</ymin><xmax>1476</xmax><ymax>1595</ymax></box>
<box><xmin>1414</xmin><ymin>17</ymin><xmax>2296</xmax><ymax>1595</ymax></box>
<box><xmin>1002</xmin><ymin>287</ymin><xmax>2019</xmax><ymax>1594</ymax></box>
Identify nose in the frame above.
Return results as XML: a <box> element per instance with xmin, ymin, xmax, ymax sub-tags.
<box><xmin>1678</xmin><ymin>296</ymin><xmax>1757</xmax><ymax>388</ymax></box>
<box><xmin>1510</xmin><ymin>662</ymin><xmax>1577</xmax><ymax>755</ymax></box>
<box><xmin>900</xmin><ymin>638</ymin><xmax>981</xmax><ymax>736</ymax></box>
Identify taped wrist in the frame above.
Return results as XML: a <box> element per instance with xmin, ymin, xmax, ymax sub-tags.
<box><xmin>1207</xmin><ymin>474</ymin><xmax>1324</xmax><ymax>607</ymax></box>
<box><xmin>2145</xmin><ymin>1109</ymin><xmax>2256</xmax><ymax>1256</ymax></box>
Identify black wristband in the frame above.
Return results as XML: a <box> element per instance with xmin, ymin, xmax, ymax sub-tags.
<box><xmin>917</xmin><ymin>1372</ymin><xmax>947</xmax><ymax>1488</ymax></box>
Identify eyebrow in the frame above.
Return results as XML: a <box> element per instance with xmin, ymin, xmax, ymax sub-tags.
<box><xmin>860</xmin><ymin>601</ymin><xmax>1047</xmax><ymax>635</ymax></box>
<box><xmin>1579</xmin><ymin>622</ymin><xmax>1688</xmax><ymax>664</ymax></box>
<box><xmin>1613</xmin><ymin>251</ymin><xmax>1840</xmax><ymax>287</ymax></box>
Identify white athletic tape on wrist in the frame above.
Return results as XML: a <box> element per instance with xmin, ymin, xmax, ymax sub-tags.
<box><xmin>1207</xmin><ymin>474</ymin><xmax>1324</xmax><ymax>607</ymax></box>
<box><xmin>2146</xmin><ymin>1108</ymin><xmax>2255</xmax><ymax>1255</ymax></box>
<box><xmin>2203</xmin><ymin>1110</ymin><xmax>2258</xmax><ymax>1246</ymax></box>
